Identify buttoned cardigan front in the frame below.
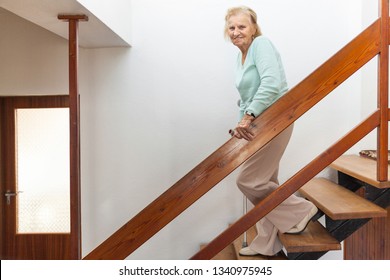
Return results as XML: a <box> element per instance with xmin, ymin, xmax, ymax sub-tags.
<box><xmin>235</xmin><ymin>36</ymin><xmax>288</xmax><ymax>120</ymax></box>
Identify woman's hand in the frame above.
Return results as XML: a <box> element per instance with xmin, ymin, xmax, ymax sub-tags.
<box><xmin>230</xmin><ymin>114</ymin><xmax>255</xmax><ymax>141</ymax></box>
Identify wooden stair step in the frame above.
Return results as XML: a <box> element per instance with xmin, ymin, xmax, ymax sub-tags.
<box><xmin>279</xmin><ymin>221</ymin><xmax>341</xmax><ymax>253</ymax></box>
<box><xmin>330</xmin><ymin>155</ymin><xmax>390</xmax><ymax>188</ymax></box>
<box><xmin>299</xmin><ymin>177</ymin><xmax>387</xmax><ymax>220</ymax></box>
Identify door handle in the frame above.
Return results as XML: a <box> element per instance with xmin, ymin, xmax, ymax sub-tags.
<box><xmin>4</xmin><ymin>190</ymin><xmax>22</xmax><ymax>205</ymax></box>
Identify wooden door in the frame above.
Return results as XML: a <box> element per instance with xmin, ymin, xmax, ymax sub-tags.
<box><xmin>0</xmin><ymin>95</ymin><xmax>76</xmax><ymax>259</ymax></box>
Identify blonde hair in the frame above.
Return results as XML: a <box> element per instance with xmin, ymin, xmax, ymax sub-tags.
<box><xmin>224</xmin><ymin>6</ymin><xmax>262</xmax><ymax>40</ymax></box>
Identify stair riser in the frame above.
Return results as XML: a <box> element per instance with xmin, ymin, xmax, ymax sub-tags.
<box><xmin>326</xmin><ymin>218</ymin><xmax>371</xmax><ymax>242</ymax></box>
<box><xmin>339</xmin><ymin>173</ymin><xmax>390</xmax><ymax>204</ymax></box>
<box><xmin>287</xmin><ymin>251</ymin><xmax>327</xmax><ymax>260</ymax></box>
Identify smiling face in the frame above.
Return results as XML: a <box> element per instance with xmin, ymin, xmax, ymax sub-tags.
<box><xmin>227</xmin><ymin>13</ymin><xmax>257</xmax><ymax>54</ymax></box>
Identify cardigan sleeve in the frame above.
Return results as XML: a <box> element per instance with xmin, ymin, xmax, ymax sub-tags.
<box><xmin>245</xmin><ymin>38</ymin><xmax>284</xmax><ymax>117</ymax></box>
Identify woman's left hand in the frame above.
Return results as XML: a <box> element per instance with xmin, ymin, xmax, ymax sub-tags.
<box><xmin>233</xmin><ymin>114</ymin><xmax>255</xmax><ymax>141</ymax></box>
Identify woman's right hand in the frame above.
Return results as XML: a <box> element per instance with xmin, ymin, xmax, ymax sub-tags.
<box><xmin>230</xmin><ymin>114</ymin><xmax>255</xmax><ymax>141</ymax></box>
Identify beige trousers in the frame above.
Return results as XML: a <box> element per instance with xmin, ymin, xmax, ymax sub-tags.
<box><xmin>236</xmin><ymin>124</ymin><xmax>314</xmax><ymax>255</ymax></box>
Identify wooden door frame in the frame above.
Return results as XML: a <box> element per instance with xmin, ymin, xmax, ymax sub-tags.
<box><xmin>0</xmin><ymin>95</ymin><xmax>80</xmax><ymax>259</ymax></box>
<box><xmin>0</xmin><ymin>97</ymin><xmax>4</xmax><ymax>259</ymax></box>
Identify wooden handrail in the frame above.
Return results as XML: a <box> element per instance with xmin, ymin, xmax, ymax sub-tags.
<box><xmin>84</xmin><ymin>19</ymin><xmax>381</xmax><ymax>260</ymax></box>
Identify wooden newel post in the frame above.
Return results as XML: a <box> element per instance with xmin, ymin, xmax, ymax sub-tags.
<box><xmin>58</xmin><ymin>14</ymin><xmax>88</xmax><ymax>259</ymax></box>
<box><xmin>378</xmin><ymin>0</ymin><xmax>389</xmax><ymax>182</ymax></box>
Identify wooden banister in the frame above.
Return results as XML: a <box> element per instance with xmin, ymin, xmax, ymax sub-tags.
<box><xmin>377</xmin><ymin>0</ymin><xmax>389</xmax><ymax>181</ymax></box>
<box><xmin>84</xmin><ymin>19</ymin><xmax>381</xmax><ymax>260</ymax></box>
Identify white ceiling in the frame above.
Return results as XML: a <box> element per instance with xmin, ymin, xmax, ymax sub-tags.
<box><xmin>0</xmin><ymin>0</ymin><xmax>130</xmax><ymax>48</ymax></box>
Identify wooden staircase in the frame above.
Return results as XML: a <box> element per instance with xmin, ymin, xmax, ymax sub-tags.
<box><xmin>205</xmin><ymin>154</ymin><xmax>390</xmax><ymax>260</ymax></box>
<box><xmin>84</xmin><ymin>1</ymin><xmax>390</xmax><ymax>260</ymax></box>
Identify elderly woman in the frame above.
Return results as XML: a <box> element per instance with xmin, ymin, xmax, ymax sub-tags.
<box><xmin>225</xmin><ymin>6</ymin><xmax>318</xmax><ymax>257</ymax></box>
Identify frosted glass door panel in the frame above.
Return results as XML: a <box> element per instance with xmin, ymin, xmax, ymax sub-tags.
<box><xmin>15</xmin><ymin>108</ymin><xmax>70</xmax><ymax>234</ymax></box>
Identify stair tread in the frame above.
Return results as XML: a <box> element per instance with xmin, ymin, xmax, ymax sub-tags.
<box><xmin>330</xmin><ymin>155</ymin><xmax>390</xmax><ymax>188</ymax></box>
<box><xmin>279</xmin><ymin>221</ymin><xmax>341</xmax><ymax>253</ymax></box>
<box><xmin>300</xmin><ymin>178</ymin><xmax>387</xmax><ymax>220</ymax></box>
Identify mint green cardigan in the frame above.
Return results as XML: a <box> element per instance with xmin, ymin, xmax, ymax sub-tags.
<box><xmin>235</xmin><ymin>36</ymin><xmax>288</xmax><ymax>120</ymax></box>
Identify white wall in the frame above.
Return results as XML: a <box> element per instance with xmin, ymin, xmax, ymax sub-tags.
<box><xmin>0</xmin><ymin>8</ymin><xmax>68</xmax><ymax>95</ymax></box>
<box><xmin>77</xmin><ymin>0</ymin><xmax>132</xmax><ymax>44</ymax></box>
<box><xmin>0</xmin><ymin>0</ymin><xmax>380</xmax><ymax>260</ymax></box>
<box><xmin>359</xmin><ymin>0</ymin><xmax>381</xmax><ymax>149</ymax></box>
